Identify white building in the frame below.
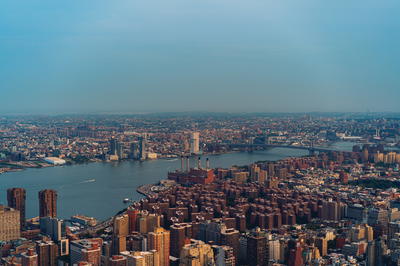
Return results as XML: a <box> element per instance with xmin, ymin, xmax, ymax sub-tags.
<box><xmin>190</xmin><ymin>132</ymin><xmax>200</xmax><ymax>154</ymax></box>
<box><xmin>44</xmin><ymin>157</ymin><xmax>66</xmax><ymax>165</ymax></box>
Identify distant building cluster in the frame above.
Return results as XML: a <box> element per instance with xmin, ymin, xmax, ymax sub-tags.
<box><xmin>3</xmin><ymin>114</ymin><xmax>400</xmax><ymax>265</ymax></box>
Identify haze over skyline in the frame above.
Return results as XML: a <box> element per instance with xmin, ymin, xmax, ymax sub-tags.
<box><xmin>1</xmin><ymin>0</ymin><xmax>399</xmax><ymax>114</ymax></box>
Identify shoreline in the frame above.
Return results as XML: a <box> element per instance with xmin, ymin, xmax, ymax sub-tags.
<box><xmin>0</xmin><ymin>150</ymin><xmax>243</xmax><ymax>175</ymax></box>
<box><xmin>0</xmin><ymin>143</ymin><xmax>353</xmax><ymax>222</ymax></box>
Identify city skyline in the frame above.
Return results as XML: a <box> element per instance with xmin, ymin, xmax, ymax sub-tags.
<box><xmin>1</xmin><ymin>0</ymin><xmax>400</xmax><ymax>114</ymax></box>
<box><xmin>3</xmin><ymin>1</ymin><xmax>400</xmax><ymax>265</ymax></box>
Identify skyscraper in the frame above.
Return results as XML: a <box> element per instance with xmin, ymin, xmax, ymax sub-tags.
<box><xmin>0</xmin><ymin>205</ymin><xmax>20</xmax><ymax>241</ymax></box>
<box><xmin>113</xmin><ymin>214</ymin><xmax>129</xmax><ymax>254</ymax></box>
<box><xmin>116</xmin><ymin>142</ymin><xmax>124</xmax><ymax>159</ymax></box>
<box><xmin>139</xmin><ymin>135</ymin><xmax>147</xmax><ymax>161</ymax></box>
<box><xmin>7</xmin><ymin>187</ymin><xmax>26</xmax><ymax>229</ymax></box>
<box><xmin>148</xmin><ymin>227</ymin><xmax>170</xmax><ymax>266</ymax></box>
<box><xmin>39</xmin><ymin>189</ymin><xmax>57</xmax><ymax>218</ymax></box>
<box><xmin>190</xmin><ymin>132</ymin><xmax>200</xmax><ymax>154</ymax></box>
<box><xmin>110</xmin><ymin>138</ymin><xmax>118</xmax><ymax>156</ymax></box>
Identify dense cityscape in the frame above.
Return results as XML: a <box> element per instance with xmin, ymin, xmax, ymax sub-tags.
<box><xmin>3</xmin><ymin>0</ymin><xmax>400</xmax><ymax>264</ymax></box>
<box><xmin>2</xmin><ymin>113</ymin><xmax>400</xmax><ymax>265</ymax></box>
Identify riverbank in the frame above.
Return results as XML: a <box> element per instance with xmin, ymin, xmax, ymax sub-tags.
<box><xmin>0</xmin><ymin>148</ymin><xmax>310</xmax><ymax>220</ymax></box>
<box><xmin>0</xmin><ymin>160</ymin><xmax>54</xmax><ymax>174</ymax></box>
<box><xmin>136</xmin><ymin>179</ymin><xmax>177</xmax><ymax>197</ymax></box>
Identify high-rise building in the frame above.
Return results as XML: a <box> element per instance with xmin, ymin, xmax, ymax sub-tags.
<box><xmin>114</xmin><ymin>214</ymin><xmax>129</xmax><ymax>237</ymax></box>
<box><xmin>21</xmin><ymin>248</ymin><xmax>38</xmax><ymax>266</ymax></box>
<box><xmin>137</xmin><ymin>213</ymin><xmax>161</xmax><ymax>234</ymax></box>
<box><xmin>39</xmin><ymin>216</ymin><xmax>65</xmax><ymax>241</ymax></box>
<box><xmin>246</xmin><ymin>228</ymin><xmax>267</xmax><ymax>266</ymax></box>
<box><xmin>38</xmin><ymin>189</ymin><xmax>57</xmax><ymax>218</ymax></box>
<box><xmin>70</xmin><ymin>238</ymin><xmax>103</xmax><ymax>266</ymax></box>
<box><xmin>113</xmin><ymin>214</ymin><xmax>129</xmax><ymax>254</ymax></box>
<box><xmin>127</xmin><ymin>233</ymin><xmax>148</xmax><ymax>252</ymax></box>
<box><xmin>130</xmin><ymin>143</ymin><xmax>139</xmax><ymax>160</ymax></box>
<box><xmin>139</xmin><ymin>135</ymin><xmax>147</xmax><ymax>161</ymax></box>
<box><xmin>190</xmin><ymin>132</ymin><xmax>200</xmax><ymax>154</ymax></box>
<box><xmin>170</xmin><ymin>223</ymin><xmax>191</xmax><ymax>258</ymax></box>
<box><xmin>112</xmin><ymin>236</ymin><xmax>127</xmax><ymax>256</ymax></box>
<box><xmin>36</xmin><ymin>240</ymin><xmax>58</xmax><ymax>266</ymax></box>
<box><xmin>117</xmin><ymin>142</ymin><xmax>124</xmax><ymax>160</ymax></box>
<box><xmin>127</xmin><ymin>208</ymin><xmax>139</xmax><ymax>233</ymax></box>
<box><xmin>220</xmin><ymin>227</ymin><xmax>240</xmax><ymax>262</ymax></box>
<box><xmin>7</xmin><ymin>188</ymin><xmax>26</xmax><ymax>229</ymax></box>
<box><xmin>315</xmin><ymin>237</ymin><xmax>327</xmax><ymax>256</ymax></box>
<box><xmin>131</xmin><ymin>250</ymin><xmax>159</xmax><ymax>266</ymax></box>
<box><xmin>212</xmin><ymin>245</ymin><xmax>235</xmax><ymax>266</ymax></box>
<box><xmin>0</xmin><ymin>205</ymin><xmax>20</xmax><ymax>241</ymax></box>
<box><xmin>180</xmin><ymin>239</ymin><xmax>214</xmax><ymax>266</ymax></box>
<box><xmin>81</xmin><ymin>245</ymin><xmax>102</xmax><ymax>266</ymax></box>
<box><xmin>288</xmin><ymin>243</ymin><xmax>304</xmax><ymax>266</ymax></box>
<box><xmin>110</xmin><ymin>138</ymin><xmax>118</xmax><ymax>156</ymax></box>
<box><xmin>268</xmin><ymin>239</ymin><xmax>281</xmax><ymax>262</ymax></box>
<box><xmin>148</xmin><ymin>227</ymin><xmax>170</xmax><ymax>266</ymax></box>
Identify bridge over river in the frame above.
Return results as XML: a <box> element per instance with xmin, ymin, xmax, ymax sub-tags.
<box><xmin>217</xmin><ymin>143</ymin><xmax>343</xmax><ymax>155</ymax></box>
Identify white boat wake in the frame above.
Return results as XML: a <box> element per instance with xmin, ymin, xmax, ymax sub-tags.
<box><xmin>79</xmin><ymin>179</ymin><xmax>96</xmax><ymax>184</ymax></box>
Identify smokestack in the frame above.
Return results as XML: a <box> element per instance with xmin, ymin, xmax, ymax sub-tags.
<box><xmin>186</xmin><ymin>156</ymin><xmax>190</xmax><ymax>172</ymax></box>
<box><xmin>206</xmin><ymin>158</ymin><xmax>210</xmax><ymax>169</ymax></box>
<box><xmin>180</xmin><ymin>156</ymin><xmax>184</xmax><ymax>172</ymax></box>
<box><xmin>198</xmin><ymin>157</ymin><xmax>201</xmax><ymax>169</ymax></box>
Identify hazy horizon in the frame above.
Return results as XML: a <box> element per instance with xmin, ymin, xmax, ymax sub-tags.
<box><xmin>1</xmin><ymin>0</ymin><xmax>400</xmax><ymax>113</ymax></box>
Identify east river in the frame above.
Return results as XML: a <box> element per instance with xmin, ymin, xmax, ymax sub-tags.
<box><xmin>0</xmin><ymin>142</ymin><xmax>354</xmax><ymax>221</ymax></box>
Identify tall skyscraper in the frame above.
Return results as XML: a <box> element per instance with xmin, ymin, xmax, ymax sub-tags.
<box><xmin>112</xmin><ymin>214</ymin><xmax>129</xmax><ymax>254</ymax></box>
<box><xmin>130</xmin><ymin>142</ymin><xmax>139</xmax><ymax>160</ymax></box>
<box><xmin>190</xmin><ymin>132</ymin><xmax>200</xmax><ymax>154</ymax></box>
<box><xmin>7</xmin><ymin>187</ymin><xmax>26</xmax><ymax>229</ymax></box>
<box><xmin>110</xmin><ymin>138</ymin><xmax>118</xmax><ymax>156</ymax></box>
<box><xmin>127</xmin><ymin>208</ymin><xmax>139</xmax><ymax>233</ymax></box>
<box><xmin>116</xmin><ymin>142</ymin><xmax>124</xmax><ymax>159</ymax></box>
<box><xmin>148</xmin><ymin>227</ymin><xmax>170</xmax><ymax>266</ymax></box>
<box><xmin>139</xmin><ymin>135</ymin><xmax>147</xmax><ymax>161</ymax></box>
<box><xmin>0</xmin><ymin>205</ymin><xmax>20</xmax><ymax>241</ymax></box>
<box><xmin>39</xmin><ymin>189</ymin><xmax>57</xmax><ymax>218</ymax></box>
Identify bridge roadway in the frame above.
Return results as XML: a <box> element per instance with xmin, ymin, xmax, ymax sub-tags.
<box><xmin>220</xmin><ymin>143</ymin><xmax>337</xmax><ymax>153</ymax></box>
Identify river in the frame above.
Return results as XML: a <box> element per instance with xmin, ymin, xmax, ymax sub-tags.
<box><xmin>0</xmin><ymin>142</ymin><xmax>355</xmax><ymax>221</ymax></box>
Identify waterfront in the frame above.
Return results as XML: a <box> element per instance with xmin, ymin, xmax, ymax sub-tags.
<box><xmin>1</xmin><ymin>148</ymin><xmax>310</xmax><ymax>220</ymax></box>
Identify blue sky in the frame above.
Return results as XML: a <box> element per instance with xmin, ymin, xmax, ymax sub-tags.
<box><xmin>1</xmin><ymin>0</ymin><xmax>399</xmax><ymax>113</ymax></box>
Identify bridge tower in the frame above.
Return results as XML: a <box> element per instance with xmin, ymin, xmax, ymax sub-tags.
<box><xmin>309</xmin><ymin>140</ymin><xmax>316</xmax><ymax>156</ymax></box>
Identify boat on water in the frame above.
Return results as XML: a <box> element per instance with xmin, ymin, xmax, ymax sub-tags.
<box><xmin>123</xmin><ymin>198</ymin><xmax>130</xmax><ymax>204</ymax></box>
